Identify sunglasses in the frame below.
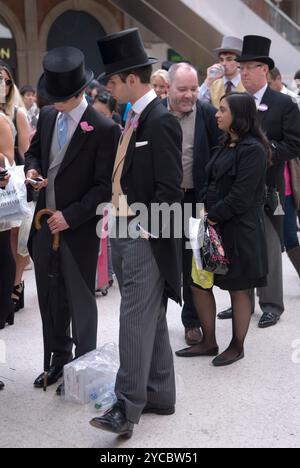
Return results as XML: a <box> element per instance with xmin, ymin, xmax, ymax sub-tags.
<box><xmin>0</xmin><ymin>76</ymin><xmax>13</xmax><ymax>86</ymax></box>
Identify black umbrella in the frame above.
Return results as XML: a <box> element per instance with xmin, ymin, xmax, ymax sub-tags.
<box><xmin>35</xmin><ymin>209</ymin><xmax>61</xmax><ymax>391</ymax></box>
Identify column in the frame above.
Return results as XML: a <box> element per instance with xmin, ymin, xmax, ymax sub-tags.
<box><xmin>24</xmin><ymin>0</ymin><xmax>41</xmax><ymax>87</ymax></box>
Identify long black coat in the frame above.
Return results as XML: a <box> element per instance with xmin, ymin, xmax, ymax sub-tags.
<box><xmin>258</xmin><ymin>87</ymin><xmax>300</xmax><ymax>241</ymax></box>
<box><xmin>25</xmin><ymin>105</ymin><xmax>121</xmax><ymax>292</ymax></box>
<box><xmin>205</xmin><ymin>137</ymin><xmax>268</xmax><ymax>280</ymax></box>
<box><xmin>120</xmin><ymin>98</ymin><xmax>183</xmax><ymax>303</ymax></box>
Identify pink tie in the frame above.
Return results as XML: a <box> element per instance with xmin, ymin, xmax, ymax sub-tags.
<box><xmin>123</xmin><ymin>109</ymin><xmax>134</xmax><ymax>133</ymax></box>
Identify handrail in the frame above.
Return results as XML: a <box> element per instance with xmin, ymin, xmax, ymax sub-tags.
<box><xmin>242</xmin><ymin>0</ymin><xmax>300</xmax><ymax>47</ymax></box>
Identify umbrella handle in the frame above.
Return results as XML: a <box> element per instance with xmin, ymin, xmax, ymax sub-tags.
<box><xmin>35</xmin><ymin>209</ymin><xmax>60</xmax><ymax>251</ymax></box>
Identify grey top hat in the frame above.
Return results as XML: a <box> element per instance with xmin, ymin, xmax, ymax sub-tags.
<box><xmin>214</xmin><ymin>36</ymin><xmax>243</xmax><ymax>56</ymax></box>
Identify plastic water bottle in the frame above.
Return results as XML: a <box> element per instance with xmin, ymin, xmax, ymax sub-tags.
<box><xmin>208</xmin><ymin>65</ymin><xmax>225</xmax><ymax>78</ymax></box>
<box><xmin>90</xmin><ymin>383</ymin><xmax>117</xmax><ymax>411</ymax></box>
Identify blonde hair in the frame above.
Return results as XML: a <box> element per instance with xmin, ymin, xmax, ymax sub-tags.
<box><xmin>0</xmin><ymin>65</ymin><xmax>26</xmax><ymax>120</ymax></box>
<box><xmin>151</xmin><ymin>69</ymin><xmax>170</xmax><ymax>85</ymax></box>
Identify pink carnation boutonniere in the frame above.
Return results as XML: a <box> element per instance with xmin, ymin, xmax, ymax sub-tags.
<box><xmin>80</xmin><ymin>121</ymin><xmax>94</xmax><ymax>134</ymax></box>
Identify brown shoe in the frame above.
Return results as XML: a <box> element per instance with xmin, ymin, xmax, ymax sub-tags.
<box><xmin>185</xmin><ymin>327</ymin><xmax>203</xmax><ymax>346</ymax></box>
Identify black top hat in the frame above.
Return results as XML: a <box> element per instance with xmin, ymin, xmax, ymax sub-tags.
<box><xmin>98</xmin><ymin>28</ymin><xmax>158</xmax><ymax>79</ymax></box>
<box><xmin>236</xmin><ymin>35</ymin><xmax>275</xmax><ymax>70</ymax></box>
<box><xmin>37</xmin><ymin>47</ymin><xmax>94</xmax><ymax>103</ymax></box>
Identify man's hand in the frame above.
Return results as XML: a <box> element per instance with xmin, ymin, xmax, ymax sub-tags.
<box><xmin>47</xmin><ymin>211</ymin><xmax>70</xmax><ymax>234</ymax></box>
<box><xmin>204</xmin><ymin>63</ymin><xmax>224</xmax><ymax>88</ymax></box>
<box><xmin>25</xmin><ymin>169</ymin><xmax>48</xmax><ymax>191</ymax></box>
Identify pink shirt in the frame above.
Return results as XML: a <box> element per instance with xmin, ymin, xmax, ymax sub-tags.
<box><xmin>284</xmin><ymin>162</ymin><xmax>293</xmax><ymax>196</ymax></box>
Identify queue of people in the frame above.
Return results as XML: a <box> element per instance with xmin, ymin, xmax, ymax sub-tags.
<box><xmin>1</xmin><ymin>29</ymin><xmax>300</xmax><ymax>441</ymax></box>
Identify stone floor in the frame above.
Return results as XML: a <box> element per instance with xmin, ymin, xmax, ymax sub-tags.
<box><xmin>0</xmin><ymin>253</ymin><xmax>299</xmax><ymax>448</ymax></box>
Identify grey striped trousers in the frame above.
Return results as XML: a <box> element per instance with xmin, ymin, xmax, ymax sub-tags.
<box><xmin>111</xmin><ymin>237</ymin><xmax>176</xmax><ymax>424</ymax></box>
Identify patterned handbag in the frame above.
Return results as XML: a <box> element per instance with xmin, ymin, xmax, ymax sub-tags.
<box><xmin>201</xmin><ymin>223</ymin><xmax>229</xmax><ymax>275</ymax></box>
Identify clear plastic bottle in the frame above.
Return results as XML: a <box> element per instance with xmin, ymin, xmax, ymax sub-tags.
<box><xmin>90</xmin><ymin>383</ymin><xmax>117</xmax><ymax>411</ymax></box>
<box><xmin>208</xmin><ymin>65</ymin><xmax>225</xmax><ymax>78</ymax></box>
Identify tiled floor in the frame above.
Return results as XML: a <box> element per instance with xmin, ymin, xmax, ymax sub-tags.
<box><xmin>0</xmin><ymin>254</ymin><xmax>299</xmax><ymax>448</ymax></box>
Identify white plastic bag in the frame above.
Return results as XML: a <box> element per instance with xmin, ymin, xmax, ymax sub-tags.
<box><xmin>0</xmin><ymin>162</ymin><xmax>31</xmax><ymax>222</ymax></box>
<box><xmin>64</xmin><ymin>343</ymin><xmax>119</xmax><ymax>405</ymax></box>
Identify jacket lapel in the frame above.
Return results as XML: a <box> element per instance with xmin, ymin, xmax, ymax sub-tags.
<box><xmin>122</xmin><ymin>98</ymin><xmax>161</xmax><ymax>178</ymax></box>
<box><xmin>43</xmin><ymin>109</ymin><xmax>58</xmax><ymax>174</ymax></box>
<box><xmin>257</xmin><ymin>86</ymin><xmax>272</xmax><ymax>126</ymax></box>
<box><xmin>58</xmin><ymin>106</ymin><xmax>92</xmax><ymax>175</ymax></box>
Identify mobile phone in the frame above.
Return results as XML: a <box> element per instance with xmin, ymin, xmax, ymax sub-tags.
<box><xmin>26</xmin><ymin>177</ymin><xmax>44</xmax><ymax>185</ymax></box>
<box><xmin>0</xmin><ymin>169</ymin><xmax>8</xmax><ymax>181</ymax></box>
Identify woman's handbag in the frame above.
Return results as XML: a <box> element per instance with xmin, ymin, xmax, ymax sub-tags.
<box><xmin>0</xmin><ymin>162</ymin><xmax>31</xmax><ymax>221</ymax></box>
<box><xmin>201</xmin><ymin>222</ymin><xmax>229</xmax><ymax>275</ymax></box>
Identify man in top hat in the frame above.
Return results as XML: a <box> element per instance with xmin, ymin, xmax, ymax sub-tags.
<box><xmin>90</xmin><ymin>28</ymin><xmax>183</xmax><ymax>438</ymax></box>
<box><xmin>199</xmin><ymin>36</ymin><xmax>245</xmax><ymax>108</ymax></box>
<box><xmin>217</xmin><ymin>35</ymin><xmax>300</xmax><ymax>328</ymax></box>
<box><xmin>25</xmin><ymin>47</ymin><xmax>121</xmax><ymax>392</ymax></box>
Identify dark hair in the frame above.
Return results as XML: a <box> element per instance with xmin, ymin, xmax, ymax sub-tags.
<box><xmin>220</xmin><ymin>92</ymin><xmax>272</xmax><ymax>165</ymax></box>
<box><xmin>93</xmin><ymin>92</ymin><xmax>117</xmax><ymax>113</ymax></box>
<box><xmin>269</xmin><ymin>67</ymin><xmax>281</xmax><ymax>81</ymax></box>
<box><xmin>294</xmin><ymin>70</ymin><xmax>300</xmax><ymax>80</ymax></box>
<box><xmin>20</xmin><ymin>85</ymin><xmax>36</xmax><ymax>96</ymax></box>
<box><xmin>119</xmin><ymin>65</ymin><xmax>153</xmax><ymax>84</ymax></box>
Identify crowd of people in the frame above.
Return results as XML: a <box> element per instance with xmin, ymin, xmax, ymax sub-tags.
<box><xmin>0</xmin><ymin>28</ymin><xmax>300</xmax><ymax>439</ymax></box>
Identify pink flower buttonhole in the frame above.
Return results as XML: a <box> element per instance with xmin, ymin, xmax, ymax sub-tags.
<box><xmin>80</xmin><ymin>121</ymin><xmax>94</xmax><ymax>133</ymax></box>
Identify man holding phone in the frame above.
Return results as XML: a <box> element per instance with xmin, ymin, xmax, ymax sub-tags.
<box><xmin>25</xmin><ymin>47</ymin><xmax>120</xmax><ymax>393</ymax></box>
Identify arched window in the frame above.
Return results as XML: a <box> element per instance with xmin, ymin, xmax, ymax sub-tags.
<box><xmin>47</xmin><ymin>10</ymin><xmax>106</xmax><ymax>79</ymax></box>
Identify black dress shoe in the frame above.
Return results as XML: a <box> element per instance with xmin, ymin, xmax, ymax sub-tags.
<box><xmin>0</xmin><ymin>380</ymin><xmax>4</xmax><ymax>390</ymax></box>
<box><xmin>56</xmin><ymin>382</ymin><xmax>65</xmax><ymax>396</ymax></box>
<box><xmin>142</xmin><ymin>405</ymin><xmax>175</xmax><ymax>415</ymax></box>
<box><xmin>34</xmin><ymin>366</ymin><xmax>63</xmax><ymax>388</ymax></box>
<box><xmin>212</xmin><ymin>351</ymin><xmax>245</xmax><ymax>367</ymax></box>
<box><xmin>258</xmin><ymin>312</ymin><xmax>280</xmax><ymax>329</ymax></box>
<box><xmin>90</xmin><ymin>401</ymin><xmax>134</xmax><ymax>438</ymax></box>
<box><xmin>176</xmin><ymin>346</ymin><xmax>219</xmax><ymax>358</ymax></box>
<box><xmin>217</xmin><ymin>307</ymin><xmax>233</xmax><ymax>320</ymax></box>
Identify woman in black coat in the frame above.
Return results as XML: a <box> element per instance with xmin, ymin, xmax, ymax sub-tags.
<box><xmin>177</xmin><ymin>93</ymin><xmax>270</xmax><ymax>366</ymax></box>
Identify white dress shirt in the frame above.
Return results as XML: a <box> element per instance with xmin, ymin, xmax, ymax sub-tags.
<box><xmin>131</xmin><ymin>88</ymin><xmax>157</xmax><ymax>116</ymax></box>
<box><xmin>57</xmin><ymin>97</ymin><xmax>88</xmax><ymax>144</ymax></box>
<box><xmin>253</xmin><ymin>84</ymin><xmax>268</xmax><ymax>107</ymax></box>
<box><xmin>198</xmin><ymin>74</ymin><xmax>242</xmax><ymax>102</ymax></box>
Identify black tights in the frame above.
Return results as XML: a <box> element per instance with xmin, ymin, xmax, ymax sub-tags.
<box><xmin>0</xmin><ymin>231</ymin><xmax>16</xmax><ymax>324</ymax></box>
<box><xmin>191</xmin><ymin>287</ymin><xmax>252</xmax><ymax>358</ymax></box>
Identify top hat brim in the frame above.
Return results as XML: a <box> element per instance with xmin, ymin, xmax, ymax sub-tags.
<box><xmin>37</xmin><ymin>69</ymin><xmax>94</xmax><ymax>103</ymax></box>
<box><xmin>236</xmin><ymin>55</ymin><xmax>275</xmax><ymax>70</ymax></box>
<box><xmin>214</xmin><ymin>47</ymin><xmax>242</xmax><ymax>56</ymax></box>
<box><xmin>98</xmin><ymin>58</ymin><xmax>158</xmax><ymax>80</ymax></box>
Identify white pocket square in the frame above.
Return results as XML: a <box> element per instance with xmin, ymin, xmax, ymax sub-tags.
<box><xmin>135</xmin><ymin>141</ymin><xmax>149</xmax><ymax>148</ymax></box>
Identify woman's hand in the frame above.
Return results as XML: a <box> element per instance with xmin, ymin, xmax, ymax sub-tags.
<box><xmin>207</xmin><ymin>219</ymin><xmax>217</xmax><ymax>226</ymax></box>
<box><xmin>0</xmin><ymin>172</ymin><xmax>10</xmax><ymax>188</ymax></box>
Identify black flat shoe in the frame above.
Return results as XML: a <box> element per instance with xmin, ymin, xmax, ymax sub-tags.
<box><xmin>0</xmin><ymin>380</ymin><xmax>4</xmax><ymax>390</ymax></box>
<box><xmin>176</xmin><ymin>346</ymin><xmax>219</xmax><ymax>358</ymax></box>
<box><xmin>258</xmin><ymin>312</ymin><xmax>280</xmax><ymax>329</ymax></box>
<box><xmin>212</xmin><ymin>351</ymin><xmax>245</xmax><ymax>367</ymax></box>
<box><xmin>34</xmin><ymin>366</ymin><xmax>63</xmax><ymax>388</ymax></box>
<box><xmin>217</xmin><ymin>307</ymin><xmax>233</xmax><ymax>320</ymax></box>
<box><xmin>90</xmin><ymin>401</ymin><xmax>134</xmax><ymax>438</ymax></box>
